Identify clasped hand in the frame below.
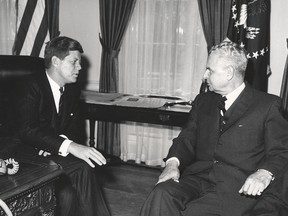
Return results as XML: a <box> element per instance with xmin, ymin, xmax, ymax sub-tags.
<box><xmin>239</xmin><ymin>169</ymin><xmax>273</xmax><ymax>196</ymax></box>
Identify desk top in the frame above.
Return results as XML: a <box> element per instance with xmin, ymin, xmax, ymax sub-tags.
<box><xmin>0</xmin><ymin>155</ymin><xmax>62</xmax><ymax>201</ymax></box>
<box><xmin>80</xmin><ymin>90</ymin><xmax>192</xmax><ymax>113</ymax></box>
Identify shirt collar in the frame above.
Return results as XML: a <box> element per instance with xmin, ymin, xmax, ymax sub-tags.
<box><xmin>46</xmin><ymin>71</ymin><xmax>63</xmax><ymax>92</ymax></box>
<box><xmin>224</xmin><ymin>82</ymin><xmax>245</xmax><ymax>110</ymax></box>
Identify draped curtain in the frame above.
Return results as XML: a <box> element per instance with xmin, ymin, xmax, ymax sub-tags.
<box><xmin>118</xmin><ymin>0</ymin><xmax>207</xmax><ymax>166</ymax></box>
<box><xmin>45</xmin><ymin>0</ymin><xmax>60</xmax><ymax>39</ymax></box>
<box><xmin>197</xmin><ymin>0</ymin><xmax>232</xmax><ymax>51</ymax></box>
<box><xmin>0</xmin><ymin>0</ymin><xmax>17</xmax><ymax>55</ymax></box>
<box><xmin>97</xmin><ymin>0</ymin><xmax>136</xmax><ymax>155</ymax></box>
<box><xmin>280</xmin><ymin>39</ymin><xmax>288</xmax><ymax>120</ymax></box>
<box><xmin>197</xmin><ymin>0</ymin><xmax>232</xmax><ymax>92</ymax></box>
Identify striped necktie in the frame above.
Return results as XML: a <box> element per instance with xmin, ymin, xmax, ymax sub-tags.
<box><xmin>218</xmin><ymin>96</ymin><xmax>227</xmax><ymax>115</ymax></box>
<box><xmin>218</xmin><ymin>96</ymin><xmax>227</xmax><ymax>131</ymax></box>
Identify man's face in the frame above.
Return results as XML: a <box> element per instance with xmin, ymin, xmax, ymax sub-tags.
<box><xmin>57</xmin><ymin>50</ymin><xmax>82</xmax><ymax>85</ymax></box>
<box><xmin>203</xmin><ymin>52</ymin><xmax>229</xmax><ymax>94</ymax></box>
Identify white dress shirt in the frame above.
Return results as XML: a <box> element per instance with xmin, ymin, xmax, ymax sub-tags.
<box><xmin>224</xmin><ymin>82</ymin><xmax>245</xmax><ymax>111</ymax></box>
<box><xmin>45</xmin><ymin>72</ymin><xmax>71</xmax><ymax>157</ymax></box>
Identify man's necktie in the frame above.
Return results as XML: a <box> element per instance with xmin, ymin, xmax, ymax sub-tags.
<box><xmin>218</xmin><ymin>96</ymin><xmax>227</xmax><ymax>115</ymax></box>
<box><xmin>58</xmin><ymin>87</ymin><xmax>64</xmax><ymax>116</ymax></box>
<box><xmin>218</xmin><ymin>96</ymin><xmax>227</xmax><ymax>131</ymax></box>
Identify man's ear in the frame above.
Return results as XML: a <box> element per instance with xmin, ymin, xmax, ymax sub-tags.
<box><xmin>226</xmin><ymin>65</ymin><xmax>235</xmax><ymax>81</ymax></box>
<box><xmin>51</xmin><ymin>56</ymin><xmax>60</xmax><ymax>67</ymax></box>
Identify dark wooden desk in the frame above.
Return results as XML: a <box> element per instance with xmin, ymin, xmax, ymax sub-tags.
<box><xmin>80</xmin><ymin>91</ymin><xmax>191</xmax><ymax>147</ymax></box>
<box><xmin>0</xmin><ymin>155</ymin><xmax>62</xmax><ymax>216</ymax></box>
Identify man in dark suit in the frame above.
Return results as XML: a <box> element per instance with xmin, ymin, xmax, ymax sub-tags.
<box><xmin>18</xmin><ymin>36</ymin><xmax>111</xmax><ymax>216</ymax></box>
<box><xmin>140</xmin><ymin>41</ymin><xmax>288</xmax><ymax>216</ymax></box>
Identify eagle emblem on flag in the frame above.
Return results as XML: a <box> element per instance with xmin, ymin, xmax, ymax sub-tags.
<box><xmin>227</xmin><ymin>0</ymin><xmax>271</xmax><ymax>92</ymax></box>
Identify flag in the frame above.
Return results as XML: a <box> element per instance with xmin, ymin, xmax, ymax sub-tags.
<box><xmin>227</xmin><ymin>0</ymin><xmax>271</xmax><ymax>92</ymax></box>
<box><xmin>13</xmin><ymin>0</ymin><xmax>59</xmax><ymax>57</ymax></box>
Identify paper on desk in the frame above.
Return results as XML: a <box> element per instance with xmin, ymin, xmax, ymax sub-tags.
<box><xmin>81</xmin><ymin>91</ymin><xmax>126</xmax><ymax>104</ymax></box>
<box><xmin>113</xmin><ymin>95</ymin><xmax>169</xmax><ymax>108</ymax></box>
<box><xmin>81</xmin><ymin>91</ymin><xmax>189</xmax><ymax>109</ymax></box>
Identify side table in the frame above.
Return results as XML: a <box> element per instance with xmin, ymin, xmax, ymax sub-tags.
<box><xmin>0</xmin><ymin>156</ymin><xmax>62</xmax><ymax>216</ymax></box>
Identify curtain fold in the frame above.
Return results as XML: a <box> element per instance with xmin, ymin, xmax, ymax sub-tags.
<box><xmin>280</xmin><ymin>39</ymin><xmax>288</xmax><ymax>120</ymax></box>
<box><xmin>197</xmin><ymin>0</ymin><xmax>231</xmax><ymax>92</ymax></box>
<box><xmin>97</xmin><ymin>0</ymin><xmax>136</xmax><ymax>156</ymax></box>
<box><xmin>197</xmin><ymin>0</ymin><xmax>232</xmax><ymax>51</ymax></box>
<box><xmin>0</xmin><ymin>0</ymin><xmax>17</xmax><ymax>55</ymax></box>
<box><xmin>45</xmin><ymin>0</ymin><xmax>60</xmax><ymax>39</ymax></box>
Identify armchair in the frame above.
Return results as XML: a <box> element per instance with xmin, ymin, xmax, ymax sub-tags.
<box><xmin>0</xmin><ymin>55</ymin><xmax>45</xmax><ymax>151</ymax></box>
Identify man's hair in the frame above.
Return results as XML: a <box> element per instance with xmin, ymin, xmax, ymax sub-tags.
<box><xmin>44</xmin><ymin>36</ymin><xmax>84</xmax><ymax>69</ymax></box>
<box><xmin>209</xmin><ymin>41</ymin><xmax>248</xmax><ymax>78</ymax></box>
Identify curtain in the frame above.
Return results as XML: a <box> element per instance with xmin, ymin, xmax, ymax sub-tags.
<box><xmin>118</xmin><ymin>0</ymin><xmax>207</xmax><ymax>166</ymax></box>
<box><xmin>280</xmin><ymin>39</ymin><xmax>288</xmax><ymax>120</ymax></box>
<box><xmin>0</xmin><ymin>0</ymin><xmax>17</xmax><ymax>55</ymax></box>
<box><xmin>13</xmin><ymin>0</ymin><xmax>59</xmax><ymax>57</ymax></box>
<box><xmin>197</xmin><ymin>0</ymin><xmax>232</xmax><ymax>51</ymax></box>
<box><xmin>97</xmin><ymin>0</ymin><xmax>136</xmax><ymax>156</ymax></box>
<box><xmin>197</xmin><ymin>0</ymin><xmax>231</xmax><ymax>92</ymax></box>
<box><xmin>45</xmin><ymin>0</ymin><xmax>60</xmax><ymax>39</ymax></box>
<box><xmin>227</xmin><ymin>0</ymin><xmax>271</xmax><ymax>92</ymax></box>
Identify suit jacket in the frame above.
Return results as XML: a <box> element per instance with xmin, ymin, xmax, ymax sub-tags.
<box><xmin>167</xmin><ymin>84</ymin><xmax>288</xmax><ymax>215</ymax></box>
<box><xmin>18</xmin><ymin>70</ymin><xmax>82</xmax><ymax>155</ymax></box>
<box><xmin>16</xmin><ymin>71</ymin><xmax>111</xmax><ymax>216</ymax></box>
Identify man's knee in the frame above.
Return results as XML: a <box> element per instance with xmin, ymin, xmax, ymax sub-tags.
<box><xmin>141</xmin><ymin>181</ymin><xmax>186</xmax><ymax>216</ymax></box>
<box><xmin>154</xmin><ymin>181</ymin><xmax>171</xmax><ymax>192</ymax></box>
<box><xmin>149</xmin><ymin>181</ymin><xmax>178</xmax><ymax>201</ymax></box>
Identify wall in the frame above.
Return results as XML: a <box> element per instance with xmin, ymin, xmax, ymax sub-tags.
<box><xmin>59</xmin><ymin>0</ymin><xmax>101</xmax><ymax>91</ymax></box>
<box><xmin>59</xmin><ymin>0</ymin><xmax>102</xmax><ymax>145</ymax></box>
<box><xmin>60</xmin><ymin>0</ymin><xmax>288</xmax><ymax>95</ymax></box>
<box><xmin>269</xmin><ymin>0</ymin><xmax>288</xmax><ymax>95</ymax></box>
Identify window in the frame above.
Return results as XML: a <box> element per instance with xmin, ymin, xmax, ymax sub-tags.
<box><xmin>119</xmin><ymin>0</ymin><xmax>207</xmax><ymax>166</ymax></box>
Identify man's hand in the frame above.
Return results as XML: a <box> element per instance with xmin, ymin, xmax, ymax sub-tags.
<box><xmin>156</xmin><ymin>160</ymin><xmax>180</xmax><ymax>185</ymax></box>
<box><xmin>67</xmin><ymin>142</ymin><xmax>107</xmax><ymax>168</ymax></box>
<box><xmin>38</xmin><ymin>150</ymin><xmax>51</xmax><ymax>157</ymax></box>
<box><xmin>239</xmin><ymin>169</ymin><xmax>274</xmax><ymax>196</ymax></box>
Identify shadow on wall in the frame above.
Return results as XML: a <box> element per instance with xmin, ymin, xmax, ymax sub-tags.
<box><xmin>77</xmin><ymin>54</ymin><xmax>90</xmax><ymax>90</ymax></box>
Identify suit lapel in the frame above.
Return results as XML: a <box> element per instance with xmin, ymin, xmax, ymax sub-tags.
<box><xmin>221</xmin><ymin>85</ymin><xmax>254</xmax><ymax>133</ymax></box>
<box><xmin>58</xmin><ymin>84</ymin><xmax>76</xmax><ymax>129</ymax></box>
<box><xmin>39</xmin><ymin>72</ymin><xmax>59</xmax><ymax>125</ymax></box>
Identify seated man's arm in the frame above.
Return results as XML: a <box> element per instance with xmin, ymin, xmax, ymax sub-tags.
<box><xmin>240</xmin><ymin>98</ymin><xmax>288</xmax><ymax>197</ymax></box>
<box><xmin>18</xmin><ymin>82</ymin><xmax>65</xmax><ymax>154</ymax></box>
